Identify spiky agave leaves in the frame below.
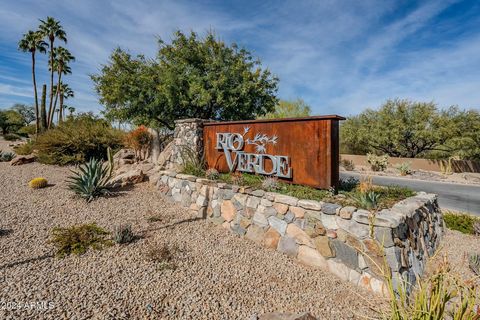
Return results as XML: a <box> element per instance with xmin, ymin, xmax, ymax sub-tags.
<box><xmin>67</xmin><ymin>158</ymin><xmax>112</xmax><ymax>202</ymax></box>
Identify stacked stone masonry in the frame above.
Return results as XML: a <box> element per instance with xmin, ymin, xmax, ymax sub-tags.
<box><xmin>150</xmin><ymin>171</ymin><xmax>444</xmax><ymax>296</ymax></box>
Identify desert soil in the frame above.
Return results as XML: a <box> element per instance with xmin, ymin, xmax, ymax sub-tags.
<box><xmin>1</xmin><ymin>136</ymin><xmax>478</xmax><ymax>319</ymax></box>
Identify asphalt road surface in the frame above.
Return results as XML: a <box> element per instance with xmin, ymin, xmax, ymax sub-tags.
<box><xmin>340</xmin><ymin>172</ymin><xmax>480</xmax><ymax>215</ymax></box>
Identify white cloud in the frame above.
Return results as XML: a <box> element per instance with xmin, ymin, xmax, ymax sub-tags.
<box><xmin>0</xmin><ymin>0</ymin><xmax>479</xmax><ymax>116</ymax></box>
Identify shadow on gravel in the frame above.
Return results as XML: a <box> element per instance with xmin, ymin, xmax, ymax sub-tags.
<box><xmin>0</xmin><ymin>229</ymin><xmax>13</xmax><ymax>237</ymax></box>
<box><xmin>0</xmin><ymin>253</ymin><xmax>54</xmax><ymax>271</ymax></box>
<box><xmin>141</xmin><ymin>217</ymin><xmax>203</xmax><ymax>234</ymax></box>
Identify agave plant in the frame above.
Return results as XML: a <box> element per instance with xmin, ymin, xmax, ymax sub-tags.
<box><xmin>0</xmin><ymin>151</ymin><xmax>16</xmax><ymax>162</ymax></box>
<box><xmin>353</xmin><ymin>190</ymin><xmax>381</xmax><ymax>210</ymax></box>
<box><xmin>67</xmin><ymin>158</ymin><xmax>112</xmax><ymax>202</ymax></box>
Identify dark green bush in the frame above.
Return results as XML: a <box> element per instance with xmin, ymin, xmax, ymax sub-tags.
<box><xmin>443</xmin><ymin>211</ymin><xmax>479</xmax><ymax>234</ymax></box>
<box><xmin>34</xmin><ymin>113</ymin><xmax>124</xmax><ymax>165</ymax></box>
<box><xmin>3</xmin><ymin>133</ymin><xmax>21</xmax><ymax>141</ymax></box>
<box><xmin>17</xmin><ymin>124</ymin><xmax>36</xmax><ymax>137</ymax></box>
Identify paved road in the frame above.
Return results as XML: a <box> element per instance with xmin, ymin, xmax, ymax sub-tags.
<box><xmin>340</xmin><ymin>172</ymin><xmax>480</xmax><ymax>215</ymax></box>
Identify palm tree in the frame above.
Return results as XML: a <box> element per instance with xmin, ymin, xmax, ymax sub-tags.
<box><xmin>18</xmin><ymin>30</ymin><xmax>48</xmax><ymax>135</ymax></box>
<box><xmin>50</xmin><ymin>47</ymin><xmax>74</xmax><ymax>122</ymax></box>
<box><xmin>59</xmin><ymin>83</ymin><xmax>74</xmax><ymax>122</ymax></box>
<box><xmin>38</xmin><ymin>17</ymin><xmax>67</xmax><ymax>128</ymax></box>
<box><xmin>66</xmin><ymin>105</ymin><xmax>75</xmax><ymax>117</ymax></box>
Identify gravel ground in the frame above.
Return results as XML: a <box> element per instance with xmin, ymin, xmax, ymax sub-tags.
<box><xmin>0</xmin><ymin>160</ymin><xmax>388</xmax><ymax>320</ymax></box>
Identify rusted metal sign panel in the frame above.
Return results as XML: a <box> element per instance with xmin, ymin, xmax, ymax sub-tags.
<box><xmin>203</xmin><ymin>115</ymin><xmax>345</xmax><ymax>189</ymax></box>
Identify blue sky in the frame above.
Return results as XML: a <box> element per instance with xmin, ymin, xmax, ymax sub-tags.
<box><xmin>1</xmin><ymin>0</ymin><xmax>480</xmax><ymax>116</ymax></box>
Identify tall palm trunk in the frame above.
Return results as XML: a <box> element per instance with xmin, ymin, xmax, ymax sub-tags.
<box><xmin>59</xmin><ymin>89</ymin><xmax>64</xmax><ymax>123</ymax></box>
<box><xmin>47</xmin><ymin>38</ymin><xmax>54</xmax><ymax>128</ymax></box>
<box><xmin>52</xmin><ymin>67</ymin><xmax>63</xmax><ymax>123</ymax></box>
<box><xmin>40</xmin><ymin>84</ymin><xmax>47</xmax><ymax>131</ymax></box>
<box><xmin>31</xmin><ymin>52</ymin><xmax>40</xmax><ymax>136</ymax></box>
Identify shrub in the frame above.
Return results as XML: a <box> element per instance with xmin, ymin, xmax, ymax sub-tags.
<box><xmin>112</xmin><ymin>224</ymin><xmax>135</xmax><ymax>244</ymax></box>
<box><xmin>3</xmin><ymin>133</ymin><xmax>21</xmax><ymax>141</ymax></box>
<box><xmin>50</xmin><ymin>223</ymin><xmax>111</xmax><ymax>257</ymax></box>
<box><xmin>0</xmin><ymin>151</ymin><xmax>16</xmax><ymax>162</ymax></box>
<box><xmin>17</xmin><ymin>124</ymin><xmax>36</xmax><ymax>137</ymax></box>
<box><xmin>443</xmin><ymin>211</ymin><xmax>479</xmax><ymax>235</ymax></box>
<box><xmin>338</xmin><ymin>177</ymin><xmax>359</xmax><ymax>192</ymax></box>
<box><xmin>353</xmin><ymin>190</ymin><xmax>381</xmax><ymax>210</ymax></box>
<box><xmin>28</xmin><ymin>177</ymin><xmax>48</xmax><ymax>189</ymax></box>
<box><xmin>262</xmin><ymin>176</ymin><xmax>279</xmax><ymax>191</ymax></box>
<box><xmin>205</xmin><ymin>168</ymin><xmax>220</xmax><ymax>180</ymax></box>
<box><xmin>67</xmin><ymin>158</ymin><xmax>113</xmax><ymax>202</ymax></box>
<box><xmin>384</xmin><ymin>257</ymin><xmax>479</xmax><ymax>320</ymax></box>
<box><xmin>341</xmin><ymin>159</ymin><xmax>355</xmax><ymax>171</ymax></box>
<box><xmin>396</xmin><ymin>162</ymin><xmax>412</xmax><ymax>176</ymax></box>
<box><xmin>230</xmin><ymin>171</ymin><xmax>244</xmax><ymax>185</ymax></box>
<box><xmin>367</xmin><ymin>153</ymin><xmax>389</xmax><ymax>171</ymax></box>
<box><xmin>180</xmin><ymin>146</ymin><xmax>206</xmax><ymax>177</ymax></box>
<box><xmin>13</xmin><ymin>140</ymin><xmax>34</xmax><ymax>155</ymax></box>
<box><xmin>34</xmin><ymin>113</ymin><xmax>124</xmax><ymax>165</ymax></box>
<box><xmin>145</xmin><ymin>242</ymin><xmax>177</xmax><ymax>270</ymax></box>
<box><xmin>124</xmin><ymin>125</ymin><xmax>153</xmax><ymax>161</ymax></box>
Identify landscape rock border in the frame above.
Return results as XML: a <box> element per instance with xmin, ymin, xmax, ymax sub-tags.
<box><xmin>150</xmin><ymin>170</ymin><xmax>444</xmax><ymax>296</ymax></box>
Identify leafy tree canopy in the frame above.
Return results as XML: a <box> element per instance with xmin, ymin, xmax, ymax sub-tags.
<box><xmin>341</xmin><ymin>99</ymin><xmax>480</xmax><ymax>160</ymax></box>
<box><xmin>259</xmin><ymin>98</ymin><xmax>311</xmax><ymax>119</ymax></box>
<box><xmin>91</xmin><ymin>31</ymin><xmax>279</xmax><ymax>129</ymax></box>
<box><xmin>12</xmin><ymin>103</ymin><xmax>35</xmax><ymax>125</ymax></box>
<box><xmin>0</xmin><ymin>108</ymin><xmax>24</xmax><ymax>134</ymax></box>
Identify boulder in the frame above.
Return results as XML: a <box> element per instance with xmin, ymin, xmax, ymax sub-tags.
<box><xmin>10</xmin><ymin>155</ymin><xmax>35</xmax><ymax>166</ymax></box>
<box><xmin>110</xmin><ymin>169</ymin><xmax>146</xmax><ymax>187</ymax></box>
<box><xmin>114</xmin><ymin>148</ymin><xmax>135</xmax><ymax>160</ymax></box>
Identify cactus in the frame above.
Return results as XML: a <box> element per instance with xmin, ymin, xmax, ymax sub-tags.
<box><xmin>40</xmin><ymin>84</ymin><xmax>47</xmax><ymax>131</ymax></box>
<box><xmin>106</xmin><ymin>147</ymin><xmax>114</xmax><ymax>178</ymax></box>
<box><xmin>28</xmin><ymin>177</ymin><xmax>48</xmax><ymax>189</ymax></box>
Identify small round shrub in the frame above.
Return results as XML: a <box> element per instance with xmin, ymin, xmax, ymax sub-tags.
<box><xmin>262</xmin><ymin>176</ymin><xmax>279</xmax><ymax>191</ymax></box>
<box><xmin>205</xmin><ymin>168</ymin><xmax>220</xmax><ymax>180</ymax></box>
<box><xmin>28</xmin><ymin>177</ymin><xmax>48</xmax><ymax>189</ymax></box>
<box><xmin>366</xmin><ymin>153</ymin><xmax>389</xmax><ymax>171</ymax></box>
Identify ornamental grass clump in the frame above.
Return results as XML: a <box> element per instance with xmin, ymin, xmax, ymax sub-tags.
<box><xmin>50</xmin><ymin>223</ymin><xmax>111</xmax><ymax>258</ymax></box>
<box><xmin>28</xmin><ymin>177</ymin><xmax>48</xmax><ymax>189</ymax></box>
<box><xmin>383</xmin><ymin>255</ymin><xmax>480</xmax><ymax>320</ymax></box>
<box><xmin>67</xmin><ymin>157</ymin><xmax>113</xmax><ymax>202</ymax></box>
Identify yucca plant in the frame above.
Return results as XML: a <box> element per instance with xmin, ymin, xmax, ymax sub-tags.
<box><xmin>67</xmin><ymin>157</ymin><xmax>112</xmax><ymax>202</ymax></box>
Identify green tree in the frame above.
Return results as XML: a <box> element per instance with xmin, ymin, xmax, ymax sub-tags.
<box><xmin>260</xmin><ymin>98</ymin><xmax>311</xmax><ymax>119</ymax></box>
<box><xmin>341</xmin><ymin>99</ymin><xmax>463</xmax><ymax>158</ymax></box>
<box><xmin>12</xmin><ymin>104</ymin><xmax>35</xmax><ymax>125</ymax></box>
<box><xmin>17</xmin><ymin>30</ymin><xmax>48</xmax><ymax>135</ymax></box>
<box><xmin>0</xmin><ymin>109</ymin><xmax>24</xmax><ymax>135</ymax></box>
<box><xmin>92</xmin><ymin>31</ymin><xmax>278</xmax><ymax>129</ymax></box>
<box><xmin>39</xmin><ymin>17</ymin><xmax>67</xmax><ymax>129</ymax></box>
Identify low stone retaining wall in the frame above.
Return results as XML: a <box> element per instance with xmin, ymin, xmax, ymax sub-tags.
<box><xmin>150</xmin><ymin>171</ymin><xmax>444</xmax><ymax>296</ymax></box>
